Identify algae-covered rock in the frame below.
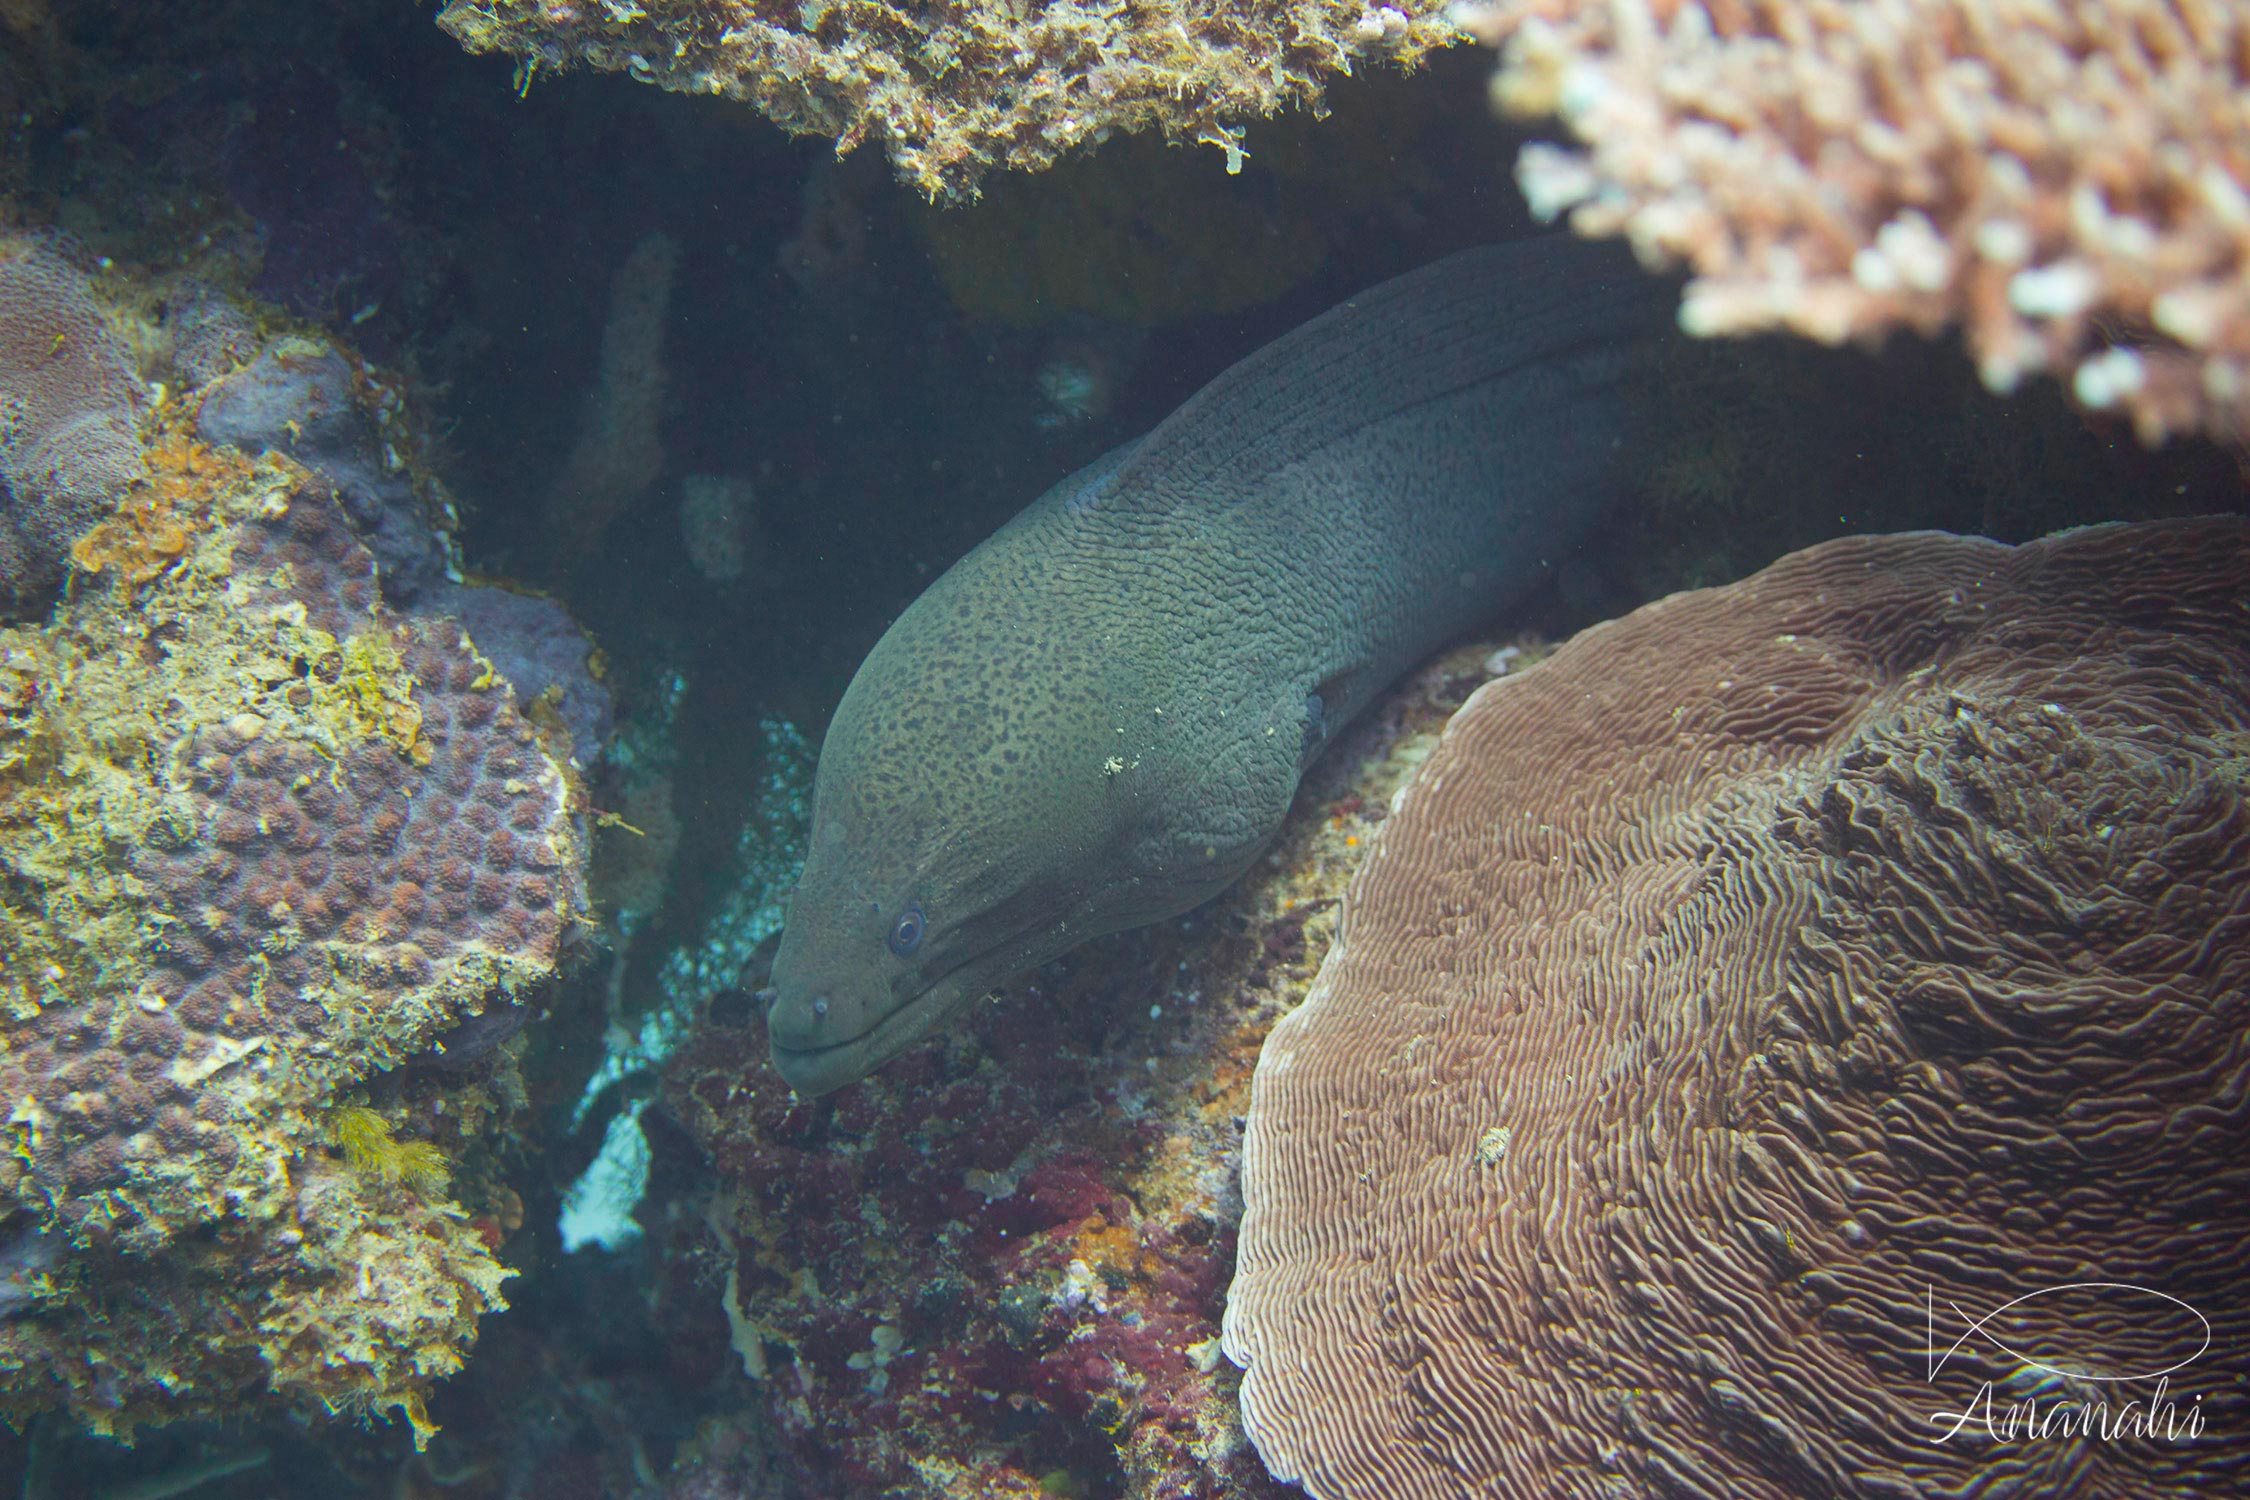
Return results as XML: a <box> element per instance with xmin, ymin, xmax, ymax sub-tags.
<box><xmin>651</xmin><ymin>641</ymin><xmax>1518</xmax><ymax>1498</ymax></box>
<box><xmin>0</xmin><ymin>427</ymin><xmax>588</xmax><ymax>1440</ymax></box>
<box><xmin>436</xmin><ymin>0</ymin><xmax>1462</xmax><ymax>202</ymax></box>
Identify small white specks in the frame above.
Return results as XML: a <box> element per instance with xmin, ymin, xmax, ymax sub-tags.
<box><xmin>2073</xmin><ymin>347</ymin><xmax>2146</xmax><ymax>409</ymax></box>
<box><xmin>2008</xmin><ymin>261</ymin><xmax>2097</xmax><ymax>319</ymax></box>
<box><xmin>1972</xmin><ymin>218</ymin><xmax>2033</xmax><ymax>265</ymax></box>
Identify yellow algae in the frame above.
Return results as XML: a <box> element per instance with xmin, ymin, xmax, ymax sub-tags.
<box><xmin>332</xmin><ymin>1104</ymin><xmax>452</xmax><ymax>1196</ymax></box>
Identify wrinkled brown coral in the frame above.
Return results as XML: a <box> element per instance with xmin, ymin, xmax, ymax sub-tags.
<box><xmin>1463</xmin><ymin>0</ymin><xmax>2250</xmax><ymax>447</ymax></box>
<box><xmin>436</xmin><ymin>0</ymin><xmax>1460</xmax><ymax>201</ymax></box>
<box><xmin>0</xmin><ymin>235</ymin><xmax>143</xmax><ymax>618</ymax></box>
<box><xmin>1226</xmin><ymin>518</ymin><xmax>2250</xmax><ymax>1499</ymax></box>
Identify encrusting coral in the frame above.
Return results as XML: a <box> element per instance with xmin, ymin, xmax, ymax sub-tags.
<box><xmin>435</xmin><ymin>0</ymin><xmax>1461</xmax><ymax>201</ymax></box>
<box><xmin>1225</xmin><ymin>517</ymin><xmax>2250</xmax><ymax>1500</ymax></box>
<box><xmin>0</xmin><ymin>280</ymin><xmax>593</xmax><ymax>1439</ymax></box>
<box><xmin>1463</xmin><ymin>0</ymin><xmax>2250</xmax><ymax>447</ymax></box>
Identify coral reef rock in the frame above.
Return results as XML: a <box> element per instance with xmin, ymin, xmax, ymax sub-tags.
<box><xmin>1225</xmin><ymin>517</ymin><xmax>2250</xmax><ymax>1499</ymax></box>
<box><xmin>0</xmin><ymin>236</ymin><xmax>144</xmax><ymax>621</ymax></box>
<box><xmin>196</xmin><ymin>336</ymin><xmax>450</xmax><ymax>605</ymax></box>
<box><xmin>0</xmin><ymin>429</ymin><xmax>587</xmax><ymax>1438</ymax></box>
<box><xmin>679</xmin><ymin>474</ymin><xmax>763</xmax><ymax>586</ymax></box>
<box><xmin>1467</xmin><ymin>0</ymin><xmax>2250</xmax><ymax>446</ymax></box>
<box><xmin>436</xmin><ymin>0</ymin><xmax>1462</xmax><ymax>201</ymax></box>
<box><xmin>414</xmin><ymin>581</ymin><xmax>614</xmax><ymax>766</ymax></box>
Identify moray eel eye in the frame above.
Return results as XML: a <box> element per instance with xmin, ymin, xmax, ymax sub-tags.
<box><xmin>887</xmin><ymin>903</ymin><xmax>926</xmax><ymax>957</ymax></box>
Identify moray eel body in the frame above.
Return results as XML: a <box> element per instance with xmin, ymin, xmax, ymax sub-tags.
<box><xmin>768</xmin><ymin>238</ymin><xmax>1670</xmax><ymax>1094</ymax></box>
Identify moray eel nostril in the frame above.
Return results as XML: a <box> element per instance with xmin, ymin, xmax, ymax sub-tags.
<box><xmin>767</xmin><ymin>236</ymin><xmax>1675</xmax><ymax>1097</ymax></box>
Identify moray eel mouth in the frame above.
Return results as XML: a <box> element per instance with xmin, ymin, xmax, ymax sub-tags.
<box><xmin>767</xmin><ymin>990</ymin><xmax>957</xmax><ymax>1097</ymax></box>
<box><xmin>768</xmin><ymin>910</ymin><xmax>1059</xmax><ymax>1096</ymax></box>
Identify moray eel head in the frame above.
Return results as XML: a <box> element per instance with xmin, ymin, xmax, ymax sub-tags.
<box><xmin>765</xmin><ymin>540</ymin><xmax>1136</xmax><ymax>1096</ymax></box>
<box><xmin>765</xmin><ymin>798</ymin><xmax>1089</xmax><ymax>1096</ymax></box>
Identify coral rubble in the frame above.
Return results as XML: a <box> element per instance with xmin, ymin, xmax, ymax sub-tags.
<box><xmin>435</xmin><ymin>0</ymin><xmax>1462</xmax><ymax>201</ymax></box>
<box><xmin>1226</xmin><ymin>518</ymin><xmax>2250</xmax><ymax>1499</ymax></box>
<box><xmin>1467</xmin><ymin>0</ymin><xmax>2250</xmax><ymax>446</ymax></box>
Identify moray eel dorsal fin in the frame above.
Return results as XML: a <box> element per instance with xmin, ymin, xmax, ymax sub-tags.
<box><xmin>767</xmin><ymin>237</ymin><xmax>1675</xmax><ymax>1095</ymax></box>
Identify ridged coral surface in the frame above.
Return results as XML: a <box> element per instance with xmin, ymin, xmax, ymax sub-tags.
<box><xmin>1226</xmin><ymin>518</ymin><xmax>2250</xmax><ymax>1499</ymax></box>
<box><xmin>1466</xmin><ymin>0</ymin><xmax>2250</xmax><ymax>446</ymax></box>
<box><xmin>0</xmin><ymin>437</ymin><xmax>583</xmax><ymax>1433</ymax></box>
<box><xmin>0</xmin><ymin>236</ymin><xmax>143</xmax><ymax>619</ymax></box>
<box><xmin>436</xmin><ymin>0</ymin><xmax>1460</xmax><ymax>200</ymax></box>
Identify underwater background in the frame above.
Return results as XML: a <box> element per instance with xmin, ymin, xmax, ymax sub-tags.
<box><xmin>1</xmin><ymin>1</ymin><xmax>2246</xmax><ymax>1497</ymax></box>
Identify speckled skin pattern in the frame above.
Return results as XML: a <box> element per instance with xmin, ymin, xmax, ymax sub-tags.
<box><xmin>768</xmin><ymin>238</ymin><xmax>1672</xmax><ymax>1093</ymax></box>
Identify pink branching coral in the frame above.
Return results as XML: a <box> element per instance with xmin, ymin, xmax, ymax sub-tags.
<box><xmin>1462</xmin><ymin>0</ymin><xmax>2250</xmax><ymax>447</ymax></box>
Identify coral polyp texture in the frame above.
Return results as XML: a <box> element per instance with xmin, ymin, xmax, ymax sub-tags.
<box><xmin>1224</xmin><ymin>518</ymin><xmax>2250</xmax><ymax>1499</ymax></box>
<box><xmin>1466</xmin><ymin>0</ymin><xmax>2250</xmax><ymax>446</ymax></box>
<box><xmin>435</xmin><ymin>0</ymin><xmax>1460</xmax><ymax>200</ymax></box>
<box><xmin>0</xmin><ymin>430</ymin><xmax>586</xmax><ymax>1435</ymax></box>
<box><xmin>0</xmin><ymin>236</ymin><xmax>145</xmax><ymax>620</ymax></box>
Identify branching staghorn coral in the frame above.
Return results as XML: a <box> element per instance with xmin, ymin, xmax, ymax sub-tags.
<box><xmin>1463</xmin><ymin>0</ymin><xmax>2250</xmax><ymax>447</ymax></box>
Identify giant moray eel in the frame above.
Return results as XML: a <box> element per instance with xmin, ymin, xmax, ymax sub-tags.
<box><xmin>768</xmin><ymin>237</ymin><xmax>1672</xmax><ymax>1094</ymax></box>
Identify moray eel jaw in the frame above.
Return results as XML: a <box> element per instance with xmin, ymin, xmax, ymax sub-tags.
<box><xmin>766</xmin><ymin>758</ymin><xmax>1118</xmax><ymax>1094</ymax></box>
<box><xmin>767</xmin><ymin>940</ymin><xmax>1013</xmax><ymax>1096</ymax></box>
<box><xmin>766</xmin><ymin>972</ymin><xmax>963</xmax><ymax>1098</ymax></box>
<box><xmin>766</xmin><ymin>871</ymin><xmax>1097</xmax><ymax>1096</ymax></box>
